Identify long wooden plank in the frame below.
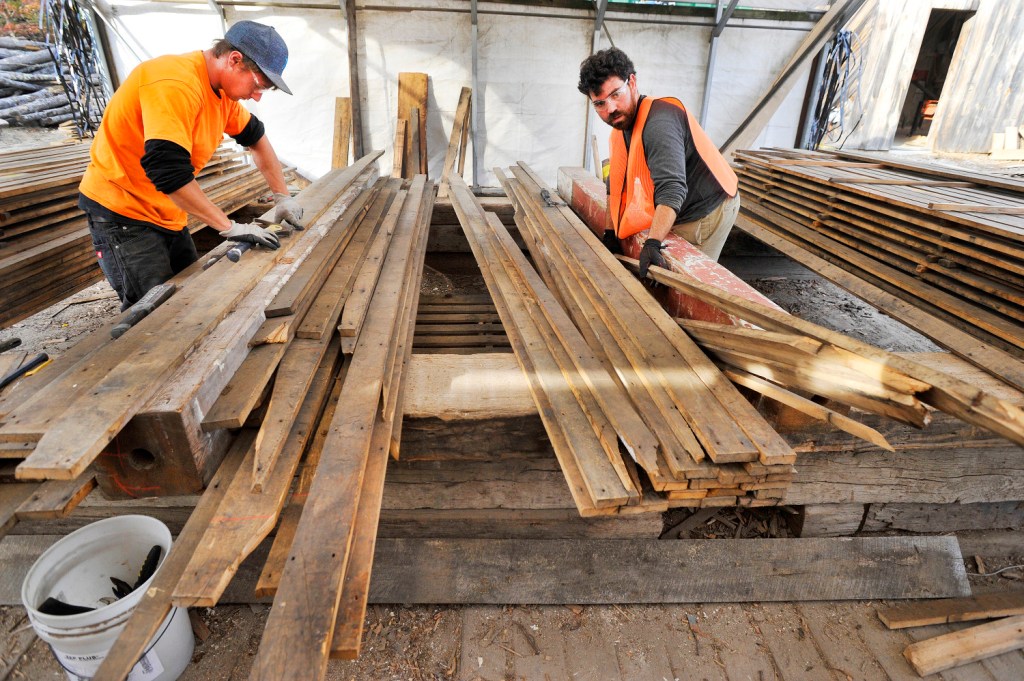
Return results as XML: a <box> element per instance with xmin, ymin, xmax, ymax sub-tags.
<box><xmin>1</xmin><ymin>153</ymin><xmax>381</xmax><ymax>433</ymax></box>
<box><xmin>723</xmin><ymin>368</ymin><xmax>894</xmax><ymax>451</ymax></box>
<box><xmin>9</xmin><ymin>252</ymin><xmax>278</xmax><ymax>479</ymax></box>
<box><xmin>295</xmin><ymin>186</ymin><xmax>395</xmax><ymax>341</ymax></box>
<box><xmin>832</xmin><ymin>149</ymin><xmax>1024</xmax><ymax>195</ymax></box>
<box><xmin>481</xmin><ymin>208</ymin><xmax>659</xmax><ymax>480</ymax></box>
<box><xmin>367</xmin><ymin>536</ymin><xmax>967</xmax><ymax>603</ymax></box>
<box><xmin>252</xmin><ymin>337</ymin><xmax>337</xmax><ymax>492</ymax></box>
<box><xmin>903</xmin><ymin>615</ymin><xmax>1024</xmax><ymax>676</ymax></box>
<box><xmin>254</xmin><ymin>372</ymin><xmax>344</xmax><ymax>598</ymax></box>
<box><xmin>90</xmin><ymin>431</ymin><xmax>251</xmax><ymax>681</ymax></box>
<box><xmin>878</xmin><ymin>591</ymin><xmax>1024</xmax><ymax>629</ymax></box>
<box><xmin>249</xmin><ymin>177</ymin><xmax>428</xmax><ymax>681</ymax></box>
<box><xmin>503</xmin><ymin>177</ymin><xmax>712</xmax><ymax>480</ymax></box>
<box><xmin>173</xmin><ymin>346</ymin><xmax>337</xmax><ymax>607</ymax></box>
<box><xmin>329</xmin><ymin>411</ymin><xmax>394</xmax><ymax>658</ymax></box>
<box><xmin>201</xmin><ymin>342</ymin><xmax>287</xmax><ymax>431</ymax></box>
<box><xmin>337</xmin><ymin>188</ymin><xmax>407</xmax><ymax>339</ymax></box>
<box><xmin>263</xmin><ymin>178</ymin><xmax>383</xmax><ymax>319</ymax></box>
<box><xmin>436</xmin><ymin>87</ymin><xmax>472</xmax><ymax>198</ymax></box>
<box><xmin>331</xmin><ymin>97</ymin><xmax>352</xmax><ymax>169</ymax></box>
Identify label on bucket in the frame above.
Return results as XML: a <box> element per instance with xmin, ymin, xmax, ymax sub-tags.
<box><xmin>53</xmin><ymin>647</ymin><xmax>165</xmax><ymax>681</ymax></box>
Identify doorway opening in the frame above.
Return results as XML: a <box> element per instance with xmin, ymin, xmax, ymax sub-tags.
<box><xmin>896</xmin><ymin>9</ymin><xmax>973</xmax><ymax>144</ymax></box>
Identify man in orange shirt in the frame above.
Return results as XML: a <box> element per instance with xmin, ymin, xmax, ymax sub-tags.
<box><xmin>79</xmin><ymin>20</ymin><xmax>303</xmax><ymax>309</ymax></box>
<box><xmin>578</xmin><ymin>48</ymin><xmax>740</xmax><ymax>278</ymax></box>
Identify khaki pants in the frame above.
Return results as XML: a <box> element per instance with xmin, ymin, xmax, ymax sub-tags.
<box><xmin>670</xmin><ymin>193</ymin><xmax>741</xmax><ymax>261</ymax></box>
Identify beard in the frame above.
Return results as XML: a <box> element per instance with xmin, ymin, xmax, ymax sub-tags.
<box><xmin>606</xmin><ymin>106</ymin><xmax>636</xmax><ymax>130</ymax></box>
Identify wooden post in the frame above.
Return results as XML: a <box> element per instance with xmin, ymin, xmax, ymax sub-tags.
<box><xmin>331</xmin><ymin>97</ymin><xmax>352</xmax><ymax>169</ymax></box>
<box><xmin>343</xmin><ymin>0</ymin><xmax>365</xmax><ymax>159</ymax></box>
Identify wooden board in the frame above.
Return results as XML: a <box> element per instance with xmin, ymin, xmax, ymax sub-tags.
<box><xmin>365</xmin><ymin>536</ymin><xmax>968</xmax><ymax>603</ymax></box>
<box><xmin>397</xmin><ymin>73</ymin><xmax>428</xmax><ymax>176</ymax></box>
<box><xmin>331</xmin><ymin>97</ymin><xmax>351</xmax><ymax>169</ymax></box>
<box><xmin>879</xmin><ymin>592</ymin><xmax>1024</xmax><ymax>629</ymax></box>
<box><xmin>903</xmin><ymin>615</ymin><xmax>1024</xmax><ymax>676</ymax></box>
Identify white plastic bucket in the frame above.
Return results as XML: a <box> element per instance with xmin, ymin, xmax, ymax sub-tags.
<box><xmin>20</xmin><ymin>515</ymin><xmax>194</xmax><ymax>681</ymax></box>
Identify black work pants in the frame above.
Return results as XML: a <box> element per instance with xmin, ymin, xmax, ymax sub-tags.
<box><xmin>86</xmin><ymin>213</ymin><xmax>198</xmax><ymax>310</ymax></box>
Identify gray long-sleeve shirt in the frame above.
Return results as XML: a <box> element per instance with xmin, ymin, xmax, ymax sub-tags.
<box><xmin>620</xmin><ymin>96</ymin><xmax>727</xmax><ymax>223</ymax></box>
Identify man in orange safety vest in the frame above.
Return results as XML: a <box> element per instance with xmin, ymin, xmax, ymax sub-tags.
<box><xmin>577</xmin><ymin>48</ymin><xmax>740</xmax><ymax>278</ymax></box>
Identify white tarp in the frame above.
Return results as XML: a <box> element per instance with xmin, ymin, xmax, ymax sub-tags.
<box><xmin>95</xmin><ymin>0</ymin><xmax>819</xmax><ymax>187</ymax></box>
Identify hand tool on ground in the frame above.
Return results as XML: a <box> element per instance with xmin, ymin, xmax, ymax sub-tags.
<box><xmin>0</xmin><ymin>337</ymin><xmax>21</xmax><ymax>354</ymax></box>
<box><xmin>227</xmin><ymin>220</ymin><xmax>293</xmax><ymax>263</ymax></box>
<box><xmin>110</xmin><ymin>282</ymin><xmax>177</xmax><ymax>339</ymax></box>
<box><xmin>0</xmin><ymin>352</ymin><xmax>49</xmax><ymax>391</ymax></box>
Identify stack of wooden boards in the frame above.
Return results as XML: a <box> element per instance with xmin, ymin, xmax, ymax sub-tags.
<box><xmin>0</xmin><ymin>151</ymin><xmax>441</xmax><ymax>677</ymax></box>
<box><xmin>450</xmin><ymin>166</ymin><xmax>798</xmax><ymax>515</ymax></box>
<box><xmin>733</xmin><ymin>148</ymin><xmax>1024</xmax><ymax>393</ymax></box>
<box><xmin>0</xmin><ymin>140</ymin><xmax>271</xmax><ymax>327</ymax></box>
<box><xmin>878</xmin><ymin>591</ymin><xmax>1024</xmax><ymax>677</ymax></box>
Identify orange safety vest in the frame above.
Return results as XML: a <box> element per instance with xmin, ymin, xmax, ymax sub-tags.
<box><xmin>608</xmin><ymin>97</ymin><xmax>738</xmax><ymax>239</ymax></box>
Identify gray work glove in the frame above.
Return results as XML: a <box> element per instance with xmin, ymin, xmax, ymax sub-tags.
<box><xmin>219</xmin><ymin>221</ymin><xmax>280</xmax><ymax>250</ymax></box>
<box><xmin>272</xmin><ymin>192</ymin><xmax>305</xmax><ymax>230</ymax></box>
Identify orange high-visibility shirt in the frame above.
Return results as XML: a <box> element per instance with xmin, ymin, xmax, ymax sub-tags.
<box><xmin>79</xmin><ymin>51</ymin><xmax>251</xmax><ymax>230</ymax></box>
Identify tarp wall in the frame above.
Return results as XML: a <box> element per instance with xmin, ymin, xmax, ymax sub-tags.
<box><xmin>92</xmin><ymin>0</ymin><xmax>823</xmax><ymax>187</ymax></box>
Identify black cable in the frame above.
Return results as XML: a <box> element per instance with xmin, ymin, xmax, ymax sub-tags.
<box><xmin>809</xmin><ymin>29</ymin><xmax>858</xmax><ymax>150</ymax></box>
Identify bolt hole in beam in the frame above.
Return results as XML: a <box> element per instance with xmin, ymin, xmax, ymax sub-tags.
<box><xmin>129</xmin><ymin>448</ymin><xmax>158</xmax><ymax>471</ymax></box>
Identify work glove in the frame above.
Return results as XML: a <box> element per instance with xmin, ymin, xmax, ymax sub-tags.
<box><xmin>273</xmin><ymin>192</ymin><xmax>305</xmax><ymax>230</ymax></box>
<box><xmin>601</xmin><ymin>229</ymin><xmax>623</xmax><ymax>255</ymax></box>
<box><xmin>219</xmin><ymin>221</ymin><xmax>281</xmax><ymax>250</ymax></box>
<box><xmin>638</xmin><ymin>238</ymin><xmax>666</xmax><ymax>279</ymax></box>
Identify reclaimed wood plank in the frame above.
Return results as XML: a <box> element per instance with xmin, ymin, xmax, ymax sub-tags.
<box><xmin>366</xmin><ymin>536</ymin><xmax>969</xmax><ymax>603</ymax></box>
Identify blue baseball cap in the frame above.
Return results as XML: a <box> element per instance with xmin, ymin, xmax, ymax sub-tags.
<box><xmin>225</xmin><ymin>20</ymin><xmax>292</xmax><ymax>95</ymax></box>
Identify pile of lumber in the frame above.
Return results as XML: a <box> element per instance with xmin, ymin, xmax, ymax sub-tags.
<box><xmin>452</xmin><ymin>165</ymin><xmax>797</xmax><ymax>514</ymax></box>
<box><xmin>734</xmin><ymin>148</ymin><xmax>1024</xmax><ymax>392</ymax></box>
<box><xmin>0</xmin><ymin>37</ymin><xmax>77</xmax><ymax>128</ymax></box>
<box><xmin>0</xmin><ymin>150</ymin><xmax>444</xmax><ymax>674</ymax></box>
<box><xmin>0</xmin><ymin>141</ymin><xmax>269</xmax><ymax>327</ymax></box>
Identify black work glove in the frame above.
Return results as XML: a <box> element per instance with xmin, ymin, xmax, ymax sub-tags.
<box><xmin>638</xmin><ymin>238</ymin><xmax>666</xmax><ymax>278</ymax></box>
<box><xmin>601</xmin><ymin>229</ymin><xmax>623</xmax><ymax>255</ymax></box>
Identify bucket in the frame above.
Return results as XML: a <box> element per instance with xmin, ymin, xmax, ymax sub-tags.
<box><xmin>21</xmin><ymin>515</ymin><xmax>194</xmax><ymax>681</ymax></box>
